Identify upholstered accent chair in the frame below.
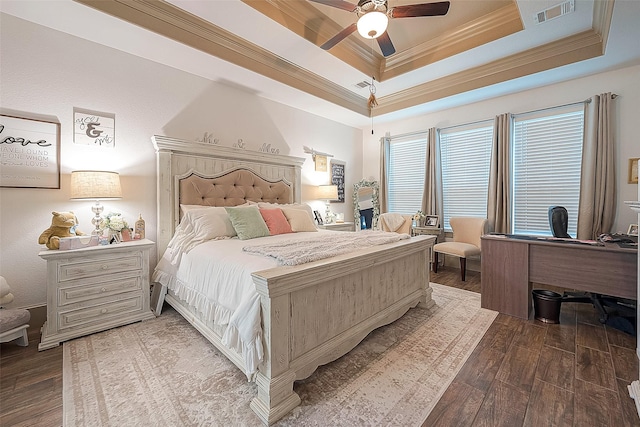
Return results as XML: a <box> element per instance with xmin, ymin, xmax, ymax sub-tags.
<box><xmin>433</xmin><ymin>217</ymin><xmax>488</xmax><ymax>281</ymax></box>
<box><xmin>379</xmin><ymin>213</ymin><xmax>412</xmax><ymax>235</ymax></box>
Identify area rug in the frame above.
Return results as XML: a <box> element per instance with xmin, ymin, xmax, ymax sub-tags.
<box><xmin>63</xmin><ymin>283</ymin><xmax>497</xmax><ymax>426</ymax></box>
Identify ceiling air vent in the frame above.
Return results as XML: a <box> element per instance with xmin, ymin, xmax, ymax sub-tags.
<box><xmin>534</xmin><ymin>0</ymin><xmax>574</xmax><ymax>24</ymax></box>
<box><xmin>355</xmin><ymin>81</ymin><xmax>371</xmax><ymax>89</ymax></box>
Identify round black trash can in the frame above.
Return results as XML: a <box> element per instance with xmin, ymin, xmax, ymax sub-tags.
<box><xmin>532</xmin><ymin>290</ymin><xmax>563</xmax><ymax>324</ymax></box>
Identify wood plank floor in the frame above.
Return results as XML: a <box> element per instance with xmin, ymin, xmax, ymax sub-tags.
<box><xmin>427</xmin><ymin>267</ymin><xmax>639</xmax><ymax>426</ymax></box>
<box><xmin>1</xmin><ymin>267</ymin><xmax>637</xmax><ymax>426</ymax></box>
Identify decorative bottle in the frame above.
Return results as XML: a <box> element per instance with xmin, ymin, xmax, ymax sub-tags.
<box><xmin>134</xmin><ymin>214</ymin><xmax>145</xmax><ymax>239</ymax></box>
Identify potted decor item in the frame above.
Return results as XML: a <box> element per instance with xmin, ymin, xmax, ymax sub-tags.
<box><xmin>101</xmin><ymin>212</ymin><xmax>128</xmax><ymax>244</ymax></box>
<box><xmin>412</xmin><ymin>210</ymin><xmax>425</xmax><ymax>227</ymax></box>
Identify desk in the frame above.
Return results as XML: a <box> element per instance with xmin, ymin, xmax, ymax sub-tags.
<box><xmin>481</xmin><ymin>234</ymin><xmax>637</xmax><ymax>319</ymax></box>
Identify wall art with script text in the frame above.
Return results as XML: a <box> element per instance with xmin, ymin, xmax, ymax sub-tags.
<box><xmin>73</xmin><ymin>108</ymin><xmax>115</xmax><ymax>147</ymax></box>
<box><xmin>0</xmin><ymin>114</ymin><xmax>60</xmax><ymax>189</ymax></box>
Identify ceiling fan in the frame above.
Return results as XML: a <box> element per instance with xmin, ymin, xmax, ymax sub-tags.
<box><xmin>309</xmin><ymin>0</ymin><xmax>451</xmax><ymax>57</ymax></box>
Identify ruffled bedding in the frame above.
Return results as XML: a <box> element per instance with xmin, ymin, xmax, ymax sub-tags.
<box><xmin>152</xmin><ymin>204</ymin><xmax>409</xmax><ymax>381</ymax></box>
<box><xmin>153</xmin><ymin>231</ymin><xmax>323</xmax><ymax>379</ymax></box>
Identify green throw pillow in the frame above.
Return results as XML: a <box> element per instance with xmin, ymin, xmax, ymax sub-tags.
<box><xmin>225</xmin><ymin>206</ymin><xmax>270</xmax><ymax>240</ymax></box>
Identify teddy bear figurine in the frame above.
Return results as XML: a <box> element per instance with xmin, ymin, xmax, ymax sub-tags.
<box><xmin>38</xmin><ymin>211</ymin><xmax>86</xmax><ymax>250</ymax></box>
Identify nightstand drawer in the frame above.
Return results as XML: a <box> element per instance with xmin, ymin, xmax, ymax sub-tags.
<box><xmin>58</xmin><ymin>276</ymin><xmax>143</xmax><ymax>306</ymax></box>
<box><xmin>58</xmin><ymin>295</ymin><xmax>144</xmax><ymax>331</ymax></box>
<box><xmin>58</xmin><ymin>252</ymin><xmax>143</xmax><ymax>282</ymax></box>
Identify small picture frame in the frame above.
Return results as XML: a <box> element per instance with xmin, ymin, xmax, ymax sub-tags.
<box><xmin>628</xmin><ymin>224</ymin><xmax>638</xmax><ymax>236</ymax></box>
<box><xmin>313</xmin><ymin>210</ymin><xmax>324</xmax><ymax>225</ymax></box>
<box><xmin>629</xmin><ymin>158</ymin><xmax>639</xmax><ymax>184</ymax></box>
<box><xmin>425</xmin><ymin>215</ymin><xmax>439</xmax><ymax>227</ymax></box>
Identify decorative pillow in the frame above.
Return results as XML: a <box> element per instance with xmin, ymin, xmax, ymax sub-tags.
<box><xmin>167</xmin><ymin>207</ymin><xmax>236</xmax><ymax>264</ymax></box>
<box><xmin>259</xmin><ymin>208</ymin><xmax>293</xmax><ymax>235</ymax></box>
<box><xmin>258</xmin><ymin>202</ymin><xmax>315</xmax><ymax>225</ymax></box>
<box><xmin>225</xmin><ymin>206</ymin><xmax>270</xmax><ymax>240</ymax></box>
<box><xmin>281</xmin><ymin>207</ymin><xmax>318</xmax><ymax>232</ymax></box>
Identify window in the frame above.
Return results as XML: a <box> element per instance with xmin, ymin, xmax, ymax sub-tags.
<box><xmin>439</xmin><ymin>122</ymin><xmax>493</xmax><ymax>230</ymax></box>
<box><xmin>387</xmin><ymin>134</ymin><xmax>427</xmax><ymax>215</ymax></box>
<box><xmin>512</xmin><ymin>105</ymin><xmax>584</xmax><ymax>236</ymax></box>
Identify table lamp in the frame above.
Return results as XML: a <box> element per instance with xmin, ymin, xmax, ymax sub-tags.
<box><xmin>70</xmin><ymin>170</ymin><xmax>122</xmax><ymax>235</ymax></box>
<box><xmin>317</xmin><ymin>184</ymin><xmax>338</xmax><ymax>223</ymax></box>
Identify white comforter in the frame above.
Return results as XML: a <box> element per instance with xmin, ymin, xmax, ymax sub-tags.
<box><xmin>152</xmin><ymin>229</ymin><xmax>410</xmax><ymax>380</ymax></box>
<box><xmin>153</xmin><ymin>231</ymin><xmax>322</xmax><ymax>379</ymax></box>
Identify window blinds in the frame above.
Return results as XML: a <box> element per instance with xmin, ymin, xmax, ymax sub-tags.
<box><xmin>387</xmin><ymin>134</ymin><xmax>427</xmax><ymax>215</ymax></box>
<box><xmin>439</xmin><ymin>122</ymin><xmax>493</xmax><ymax>231</ymax></box>
<box><xmin>512</xmin><ymin>106</ymin><xmax>584</xmax><ymax>236</ymax></box>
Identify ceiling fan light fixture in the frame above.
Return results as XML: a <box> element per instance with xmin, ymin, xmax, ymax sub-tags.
<box><xmin>356</xmin><ymin>11</ymin><xmax>388</xmax><ymax>39</ymax></box>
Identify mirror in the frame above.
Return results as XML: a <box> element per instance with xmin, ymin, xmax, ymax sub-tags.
<box><xmin>353</xmin><ymin>180</ymin><xmax>380</xmax><ymax>230</ymax></box>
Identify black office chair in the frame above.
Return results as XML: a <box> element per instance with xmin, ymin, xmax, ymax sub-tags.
<box><xmin>547</xmin><ymin>206</ymin><xmax>636</xmax><ymax>331</ymax></box>
<box><xmin>548</xmin><ymin>206</ymin><xmax>571</xmax><ymax>238</ymax></box>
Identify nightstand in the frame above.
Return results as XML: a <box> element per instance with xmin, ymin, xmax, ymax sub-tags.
<box><xmin>38</xmin><ymin>239</ymin><xmax>155</xmax><ymax>350</ymax></box>
<box><xmin>318</xmin><ymin>222</ymin><xmax>355</xmax><ymax>231</ymax></box>
<box><xmin>412</xmin><ymin>226</ymin><xmax>444</xmax><ymax>270</ymax></box>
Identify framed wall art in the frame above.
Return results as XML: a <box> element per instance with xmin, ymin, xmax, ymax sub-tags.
<box><xmin>73</xmin><ymin>107</ymin><xmax>115</xmax><ymax>147</ymax></box>
<box><xmin>629</xmin><ymin>157</ymin><xmax>638</xmax><ymax>184</ymax></box>
<box><xmin>330</xmin><ymin>159</ymin><xmax>345</xmax><ymax>203</ymax></box>
<box><xmin>0</xmin><ymin>114</ymin><xmax>60</xmax><ymax>189</ymax></box>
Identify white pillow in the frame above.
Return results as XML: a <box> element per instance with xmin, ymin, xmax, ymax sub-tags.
<box><xmin>281</xmin><ymin>207</ymin><xmax>318</xmax><ymax>232</ymax></box>
<box><xmin>258</xmin><ymin>202</ymin><xmax>315</xmax><ymax>224</ymax></box>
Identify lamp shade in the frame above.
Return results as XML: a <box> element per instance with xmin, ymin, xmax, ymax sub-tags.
<box><xmin>317</xmin><ymin>184</ymin><xmax>338</xmax><ymax>200</ymax></box>
<box><xmin>357</xmin><ymin>11</ymin><xmax>389</xmax><ymax>39</ymax></box>
<box><xmin>70</xmin><ymin>170</ymin><xmax>122</xmax><ymax>199</ymax></box>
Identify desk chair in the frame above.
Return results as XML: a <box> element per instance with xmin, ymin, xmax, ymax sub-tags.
<box><xmin>433</xmin><ymin>217</ymin><xmax>487</xmax><ymax>281</ymax></box>
<box><xmin>548</xmin><ymin>206</ymin><xmax>636</xmax><ymax>326</ymax></box>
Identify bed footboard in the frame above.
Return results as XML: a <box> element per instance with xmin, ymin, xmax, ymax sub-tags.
<box><xmin>250</xmin><ymin>235</ymin><xmax>434</xmax><ymax>425</ymax></box>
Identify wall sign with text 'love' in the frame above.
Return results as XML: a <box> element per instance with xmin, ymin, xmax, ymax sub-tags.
<box><xmin>73</xmin><ymin>108</ymin><xmax>115</xmax><ymax>148</ymax></box>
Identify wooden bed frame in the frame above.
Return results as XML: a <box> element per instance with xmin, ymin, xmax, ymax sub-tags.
<box><xmin>152</xmin><ymin>136</ymin><xmax>435</xmax><ymax>425</ymax></box>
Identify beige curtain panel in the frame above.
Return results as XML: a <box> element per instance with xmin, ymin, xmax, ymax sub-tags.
<box><xmin>577</xmin><ymin>92</ymin><xmax>616</xmax><ymax>239</ymax></box>
<box><xmin>421</xmin><ymin>127</ymin><xmax>443</xmax><ymax>221</ymax></box>
<box><xmin>487</xmin><ymin>113</ymin><xmax>511</xmax><ymax>234</ymax></box>
<box><xmin>379</xmin><ymin>136</ymin><xmax>390</xmax><ymax>213</ymax></box>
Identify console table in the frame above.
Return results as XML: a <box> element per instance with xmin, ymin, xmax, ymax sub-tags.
<box><xmin>481</xmin><ymin>234</ymin><xmax>637</xmax><ymax>319</ymax></box>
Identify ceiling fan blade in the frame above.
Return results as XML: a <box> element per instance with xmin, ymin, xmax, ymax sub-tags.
<box><xmin>390</xmin><ymin>1</ymin><xmax>450</xmax><ymax>18</ymax></box>
<box><xmin>320</xmin><ymin>23</ymin><xmax>358</xmax><ymax>50</ymax></box>
<box><xmin>307</xmin><ymin>0</ymin><xmax>357</xmax><ymax>12</ymax></box>
<box><xmin>377</xmin><ymin>31</ymin><xmax>396</xmax><ymax>57</ymax></box>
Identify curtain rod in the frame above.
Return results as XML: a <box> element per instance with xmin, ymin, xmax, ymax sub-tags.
<box><xmin>513</xmin><ymin>93</ymin><xmax>618</xmax><ymax>117</ymax></box>
<box><xmin>388</xmin><ymin>94</ymin><xmax>619</xmax><ymax>138</ymax></box>
<box><xmin>387</xmin><ymin>129</ymin><xmax>428</xmax><ymax>141</ymax></box>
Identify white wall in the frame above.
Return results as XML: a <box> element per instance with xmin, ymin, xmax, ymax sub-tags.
<box><xmin>0</xmin><ymin>14</ymin><xmax>362</xmax><ymax>309</ymax></box>
<box><xmin>364</xmin><ymin>64</ymin><xmax>640</xmax><ymax>233</ymax></box>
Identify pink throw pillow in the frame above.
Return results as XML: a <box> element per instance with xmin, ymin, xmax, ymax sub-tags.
<box><xmin>259</xmin><ymin>208</ymin><xmax>293</xmax><ymax>235</ymax></box>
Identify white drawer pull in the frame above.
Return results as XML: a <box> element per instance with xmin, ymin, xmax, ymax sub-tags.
<box><xmin>101</xmin><ymin>265</ymin><xmax>109</xmax><ymax>270</ymax></box>
<box><xmin>101</xmin><ymin>287</ymin><xmax>107</xmax><ymax>292</ymax></box>
<box><xmin>101</xmin><ymin>308</ymin><xmax>108</xmax><ymax>314</ymax></box>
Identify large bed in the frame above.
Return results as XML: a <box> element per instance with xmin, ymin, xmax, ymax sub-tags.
<box><xmin>151</xmin><ymin>135</ymin><xmax>435</xmax><ymax>425</ymax></box>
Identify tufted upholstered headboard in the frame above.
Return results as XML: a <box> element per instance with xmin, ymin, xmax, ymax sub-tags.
<box><xmin>152</xmin><ymin>135</ymin><xmax>305</xmax><ymax>260</ymax></box>
<box><xmin>179</xmin><ymin>168</ymin><xmax>293</xmax><ymax>209</ymax></box>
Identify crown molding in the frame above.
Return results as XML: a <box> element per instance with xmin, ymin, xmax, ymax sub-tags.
<box><xmin>74</xmin><ymin>0</ymin><xmax>614</xmax><ymax>120</ymax></box>
<box><xmin>374</xmin><ymin>29</ymin><xmax>605</xmax><ymax>116</ymax></box>
<box><xmin>382</xmin><ymin>4</ymin><xmax>523</xmax><ymax>80</ymax></box>
<box><xmin>75</xmin><ymin>0</ymin><xmax>370</xmax><ymax>116</ymax></box>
